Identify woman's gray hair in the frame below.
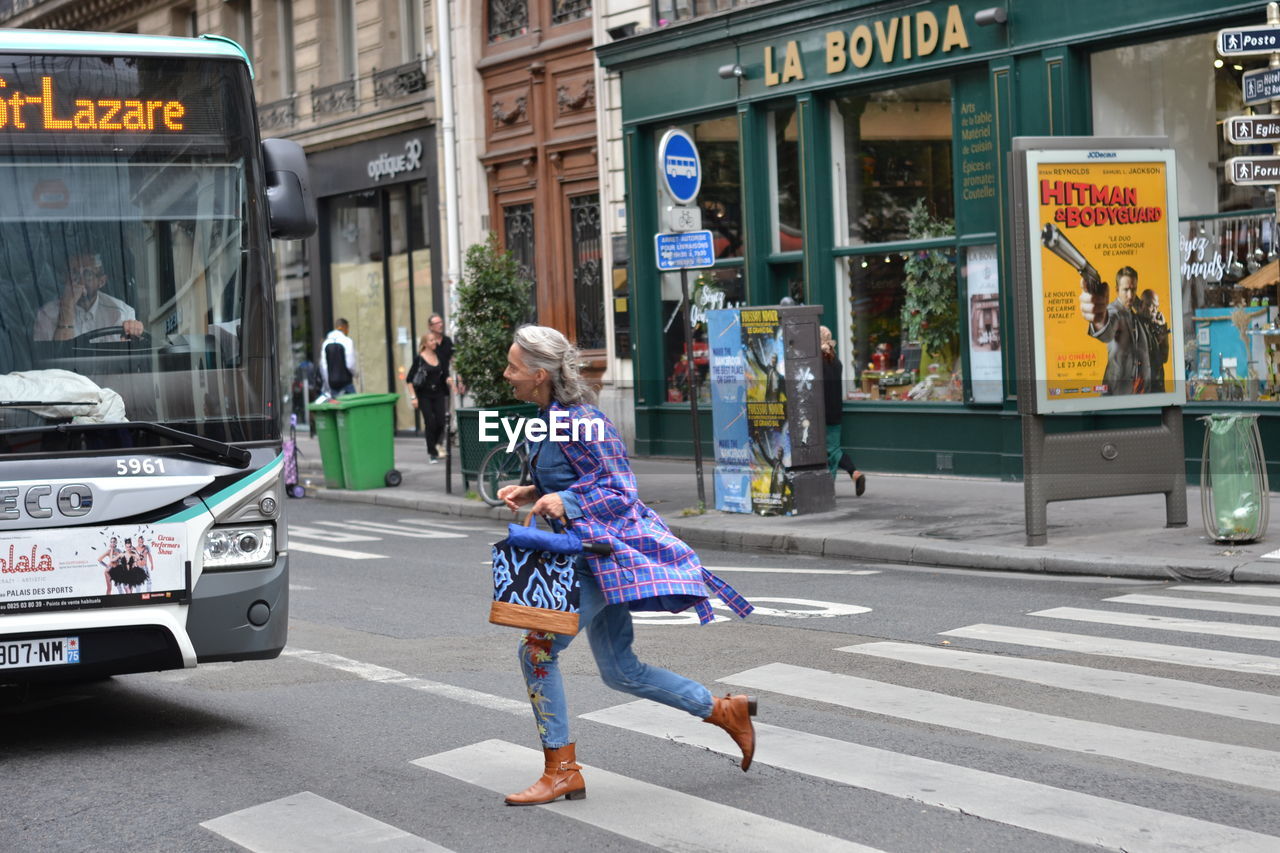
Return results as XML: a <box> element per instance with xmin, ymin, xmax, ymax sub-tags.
<box><xmin>512</xmin><ymin>324</ymin><xmax>597</xmax><ymax>406</ymax></box>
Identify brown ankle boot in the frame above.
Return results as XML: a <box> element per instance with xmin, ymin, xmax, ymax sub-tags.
<box><xmin>504</xmin><ymin>743</ymin><xmax>587</xmax><ymax>805</ymax></box>
<box><xmin>703</xmin><ymin>694</ymin><xmax>758</xmax><ymax>771</ymax></box>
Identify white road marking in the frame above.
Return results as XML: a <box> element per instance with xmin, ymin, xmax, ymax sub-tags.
<box><xmin>704</xmin><ymin>565</ymin><xmax>881</xmax><ymax>576</ymax></box>
<box><xmin>1170</xmin><ymin>585</ymin><xmax>1280</xmax><ymax>599</ymax></box>
<box><xmin>414</xmin><ymin>740</ymin><xmax>884</xmax><ymax>853</ymax></box>
<box><xmin>201</xmin><ymin>791</ymin><xmax>452</xmax><ymax>852</ymax></box>
<box><xmin>839</xmin><ymin>641</ymin><xmax>1280</xmax><ymax>726</ymax></box>
<box><xmin>397</xmin><ymin>517</ymin><xmax>488</xmax><ymax>532</ymax></box>
<box><xmin>281</xmin><ymin>648</ymin><xmax>526</xmax><ymax>714</ymax></box>
<box><xmin>315</xmin><ymin>520</ymin><xmax>467</xmax><ymax>539</ymax></box>
<box><xmin>1107</xmin><ymin>593</ymin><xmax>1280</xmax><ymax>618</ymax></box>
<box><xmin>1033</xmin><ymin>607</ymin><xmax>1280</xmax><ymax>643</ymax></box>
<box><xmin>289</xmin><ymin>525</ymin><xmax>381</xmax><ymax>543</ymax></box>
<box><xmin>582</xmin><ymin>701</ymin><xmax>1277</xmax><ymax>853</ymax></box>
<box><xmin>941</xmin><ymin>624</ymin><xmax>1280</xmax><ymax>677</ymax></box>
<box><xmin>288</xmin><ymin>541</ymin><xmax>387</xmax><ymax>560</ymax></box>
<box><xmin>721</xmin><ymin>663</ymin><xmax>1280</xmax><ymax>793</ymax></box>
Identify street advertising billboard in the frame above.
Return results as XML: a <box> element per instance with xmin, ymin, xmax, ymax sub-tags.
<box><xmin>1023</xmin><ymin>147</ymin><xmax>1184</xmax><ymax>414</ymax></box>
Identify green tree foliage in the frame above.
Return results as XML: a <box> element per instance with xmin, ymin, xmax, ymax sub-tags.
<box><xmin>901</xmin><ymin>200</ymin><xmax>959</xmax><ymax>370</ymax></box>
<box><xmin>454</xmin><ymin>233</ymin><xmax>533</xmax><ymax>408</ymax></box>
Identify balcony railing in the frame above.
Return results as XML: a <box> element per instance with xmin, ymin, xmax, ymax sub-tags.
<box><xmin>372</xmin><ymin>61</ymin><xmax>429</xmax><ymax>105</ymax></box>
<box><xmin>258</xmin><ymin>95</ymin><xmax>297</xmax><ymax>131</ymax></box>
<box><xmin>311</xmin><ymin>79</ymin><xmax>357</xmax><ymax>117</ymax></box>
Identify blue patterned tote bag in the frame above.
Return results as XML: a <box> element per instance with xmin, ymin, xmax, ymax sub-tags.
<box><xmin>489</xmin><ymin>514</ymin><xmax>581</xmax><ymax>635</ymax></box>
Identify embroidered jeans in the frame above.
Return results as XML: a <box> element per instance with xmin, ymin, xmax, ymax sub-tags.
<box><xmin>518</xmin><ymin>565</ymin><xmax>715</xmax><ymax>748</ymax></box>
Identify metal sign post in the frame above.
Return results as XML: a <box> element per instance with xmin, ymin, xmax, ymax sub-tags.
<box><xmin>656</xmin><ymin>128</ymin><xmax>711</xmax><ymax>509</ymax></box>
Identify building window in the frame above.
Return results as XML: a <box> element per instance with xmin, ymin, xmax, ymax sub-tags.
<box><xmin>570</xmin><ymin>194</ymin><xmax>604</xmax><ymax>350</ymax></box>
<box><xmin>653</xmin><ymin>0</ymin><xmax>740</xmax><ymax>25</ymax></box>
<box><xmin>551</xmin><ymin>0</ymin><xmax>590</xmax><ymax>26</ymax></box>
<box><xmin>337</xmin><ymin>0</ymin><xmax>357</xmax><ymax>79</ymax></box>
<box><xmin>768</xmin><ymin>105</ymin><xmax>802</xmax><ymax>254</ymax></box>
<box><xmin>832</xmin><ymin>79</ymin><xmax>960</xmax><ymax>403</ymax></box>
<box><xmin>488</xmin><ymin>0</ymin><xmax>529</xmax><ymax>43</ymax></box>
<box><xmin>278</xmin><ymin>0</ymin><xmax>295</xmax><ymax>98</ymax></box>
<box><xmin>1093</xmin><ymin>32</ymin><xmax>1279</xmax><ymax>404</ymax></box>
<box><xmin>401</xmin><ymin>0</ymin><xmax>421</xmax><ymax>62</ymax></box>
<box><xmin>503</xmin><ymin>203</ymin><xmax>537</xmax><ymax>321</ymax></box>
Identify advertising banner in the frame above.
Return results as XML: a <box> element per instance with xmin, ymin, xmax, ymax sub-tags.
<box><xmin>707</xmin><ymin>309</ymin><xmax>750</xmax><ymax>467</ymax></box>
<box><xmin>742</xmin><ymin>308</ymin><xmax>792</xmax><ymax>515</ymax></box>
<box><xmin>0</xmin><ymin>524</ymin><xmax>188</xmax><ymax>614</ymax></box>
<box><xmin>1026</xmin><ymin>149</ymin><xmax>1183</xmax><ymax>413</ymax></box>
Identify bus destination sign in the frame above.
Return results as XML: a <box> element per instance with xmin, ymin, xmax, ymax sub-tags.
<box><xmin>0</xmin><ymin>76</ymin><xmax>188</xmax><ymax>133</ymax></box>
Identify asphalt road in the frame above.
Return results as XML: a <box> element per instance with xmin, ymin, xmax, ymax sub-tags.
<box><xmin>4</xmin><ymin>497</ymin><xmax>1280</xmax><ymax>852</ymax></box>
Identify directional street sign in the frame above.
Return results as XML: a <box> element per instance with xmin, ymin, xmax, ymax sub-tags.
<box><xmin>655</xmin><ymin>230</ymin><xmax>715</xmax><ymax>270</ymax></box>
<box><xmin>1227</xmin><ymin>155</ymin><xmax>1280</xmax><ymax>185</ymax></box>
<box><xmin>1219</xmin><ymin>26</ymin><xmax>1280</xmax><ymax>56</ymax></box>
<box><xmin>1225</xmin><ymin>114</ymin><xmax>1280</xmax><ymax>144</ymax></box>
<box><xmin>1243</xmin><ymin>66</ymin><xmax>1280</xmax><ymax>105</ymax></box>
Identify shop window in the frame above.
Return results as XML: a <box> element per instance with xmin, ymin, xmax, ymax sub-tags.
<box><xmin>769</xmin><ymin>106</ymin><xmax>802</xmax><ymax>253</ymax></box>
<box><xmin>831</xmin><ymin>80</ymin><xmax>961</xmax><ymax>403</ymax></box>
<box><xmin>274</xmin><ymin>238</ymin><xmax>311</xmax><ymax>427</ymax></box>
<box><xmin>489</xmin><ymin>0</ymin><xmax>529</xmax><ymax>42</ymax></box>
<box><xmin>570</xmin><ymin>193</ymin><xmax>605</xmax><ymax>350</ymax></box>
<box><xmin>1093</xmin><ymin>33</ymin><xmax>1279</xmax><ymax>403</ymax></box>
<box><xmin>832</xmin><ymin>81</ymin><xmax>954</xmax><ymax>246</ymax></box>
<box><xmin>654</xmin><ymin>115</ymin><xmax>744</xmax><ymax>400</ymax></box>
<box><xmin>503</xmin><ymin>202</ymin><xmax>537</xmax><ymax>322</ymax></box>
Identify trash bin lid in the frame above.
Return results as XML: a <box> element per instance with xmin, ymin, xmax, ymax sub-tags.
<box><xmin>327</xmin><ymin>392</ymin><xmax>402</xmax><ymax>409</ymax></box>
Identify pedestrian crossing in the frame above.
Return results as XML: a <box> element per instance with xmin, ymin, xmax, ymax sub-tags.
<box><xmin>206</xmin><ymin>580</ymin><xmax>1280</xmax><ymax>852</ymax></box>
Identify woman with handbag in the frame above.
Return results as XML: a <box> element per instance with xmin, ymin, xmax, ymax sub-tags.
<box><xmin>496</xmin><ymin>324</ymin><xmax>758</xmax><ymax>806</ymax></box>
<box><xmin>405</xmin><ymin>331</ymin><xmax>450</xmax><ymax>462</ymax></box>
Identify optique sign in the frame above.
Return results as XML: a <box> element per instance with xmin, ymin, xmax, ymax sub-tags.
<box><xmin>657</xmin><ymin>128</ymin><xmax>701</xmax><ymax>206</ymax></box>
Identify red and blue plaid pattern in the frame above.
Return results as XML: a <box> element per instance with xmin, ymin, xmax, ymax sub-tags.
<box><xmin>554</xmin><ymin>402</ymin><xmax>753</xmax><ymax>624</ymax></box>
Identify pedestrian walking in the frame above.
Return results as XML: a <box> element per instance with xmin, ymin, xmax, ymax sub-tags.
<box><xmin>319</xmin><ymin>318</ymin><xmax>358</xmax><ymax>397</ymax></box>
<box><xmin>821</xmin><ymin>326</ymin><xmax>865</xmax><ymax>495</ymax></box>
<box><xmin>406</xmin><ymin>331</ymin><xmax>450</xmax><ymax>462</ymax></box>
<box><xmin>495</xmin><ymin>324</ymin><xmax>758</xmax><ymax>805</ymax></box>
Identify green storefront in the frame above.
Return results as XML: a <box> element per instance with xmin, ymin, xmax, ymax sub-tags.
<box><xmin>598</xmin><ymin>0</ymin><xmax>1279</xmax><ymax>482</ymax></box>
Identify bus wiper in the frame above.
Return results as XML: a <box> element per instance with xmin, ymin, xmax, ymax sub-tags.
<box><xmin>52</xmin><ymin>420</ymin><xmax>252</xmax><ymax>468</ymax></box>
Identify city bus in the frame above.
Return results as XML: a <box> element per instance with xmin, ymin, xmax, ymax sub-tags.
<box><xmin>0</xmin><ymin>30</ymin><xmax>315</xmax><ymax>682</ymax></box>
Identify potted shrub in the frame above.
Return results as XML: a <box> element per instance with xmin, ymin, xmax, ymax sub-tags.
<box><xmin>453</xmin><ymin>233</ymin><xmax>536</xmax><ymax>486</ymax></box>
<box><xmin>901</xmin><ymin>200</ymin><xmax>960</xmax><ymax>398</ymax></box>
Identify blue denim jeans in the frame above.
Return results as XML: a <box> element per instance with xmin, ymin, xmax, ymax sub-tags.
<box><xmin>518</xmin><ymin>564</ymin><xmax>715</xmax><ymax>748</ymax></box>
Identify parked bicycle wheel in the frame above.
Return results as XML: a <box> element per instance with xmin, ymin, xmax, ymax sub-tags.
<box><xmin>478</xmin><ymin>444</ymin><xmax>527</xmax><ymax>507</ymax></box>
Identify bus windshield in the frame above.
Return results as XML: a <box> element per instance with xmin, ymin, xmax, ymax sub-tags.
<box><xmin>0</xmin><ymin>53</ymin><xmax>273</xmax><ymax>448</ymax></box>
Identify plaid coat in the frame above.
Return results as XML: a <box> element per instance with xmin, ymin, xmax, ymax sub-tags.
<box><xmin>551</xmin><ymin>402</ymin><xmax>752</xmax><ymax>625</ymax></box>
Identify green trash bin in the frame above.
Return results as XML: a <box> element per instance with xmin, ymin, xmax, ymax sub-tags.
<box><xmin>331</xmin><ymin>393</ymin><xmax>403</xmax><ymax>490</ymax></box>
<box><xmin>1199</xmin><ymin>413</ymin><xmax>1271</xmax><ymax>543</ymax></box>
<box><xmin>305</xmin><ymin>400</ymin><xmax>346</xmax><ymax>488</ymax></box>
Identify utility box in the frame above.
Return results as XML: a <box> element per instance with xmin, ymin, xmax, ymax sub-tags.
<box><xmin>707</xmin><ymin>305</ymin><xmax>833</xmax><ymax>516</ymax></box>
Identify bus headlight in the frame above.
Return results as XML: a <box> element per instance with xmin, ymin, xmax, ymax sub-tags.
<box><xmin>202</xmin><ymin>525</ymin><xmax>275</xmax><ymax>569</ymax></box>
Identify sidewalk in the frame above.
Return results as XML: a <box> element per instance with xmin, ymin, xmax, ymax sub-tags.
<box><xmin>289</xmin><ymin>431</ymin><xmax>1280</xmax><ymax>583</ymax></box>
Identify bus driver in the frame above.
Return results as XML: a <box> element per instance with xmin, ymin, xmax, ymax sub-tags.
<box><xmin>33</xmin><ymin>251</ymin><xmax>143</xmax><ymax>342</ymax></box>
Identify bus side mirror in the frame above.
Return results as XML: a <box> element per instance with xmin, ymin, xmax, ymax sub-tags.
<box><xmin>262</xmin><ymin>138</ymin><xmax>317</xmax><ymax>240</ymax></box>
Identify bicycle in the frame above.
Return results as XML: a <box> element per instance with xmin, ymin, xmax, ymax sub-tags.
<box><xmin>477</xmin><ymin>442</ymin><xmax>529</xmax><ymax>507</ymax></box>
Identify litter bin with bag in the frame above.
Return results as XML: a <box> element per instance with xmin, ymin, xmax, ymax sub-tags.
<box><xmin>332</xmin><ymin>392</ymin><xmax>402</xmax><ymax>490</ymax></box>
<box><xmin>1199</xmin><ymin>413</ymin><xmax>1270</xmax><ymax>543</ymax></box>
<box><xmin>306</xmin><ymin>400</ymin><xmax>346</xmax><ymax>488</ymax></box>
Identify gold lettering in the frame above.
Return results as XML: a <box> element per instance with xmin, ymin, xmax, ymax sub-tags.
<box><xmin>850</xmin><ymin>24</ymin><xmax>873</xmax><ymax>68</ymax></box>
<box><xmin>8</xmin><ymin>92</ymin><xmax>27</xmax><ymax>129</ymax></box>
<box><xmin>163</xmin><ymin>101</ymin><xmax>185</xmax><ymax>130</ymax></box>
<box><xmin>826</xmin><ymin>30</ymin><xmax>847</xmax><ymax>74</ymax></box>
<box><xmin>764</xmin><ymin>45</ymin><xmax>780</xmax><ymax>87</ymax></box>
<box><xmin>916</xmin><ymin>11</ymin><xmax>939</xmax><ymax>56</ymax></box>
<box><xmin>781</xmin><ymin>40</ymin><xmax>804</xmax><ymax>83</ymax></box>
<box><xmin>41</xmin><ymin>77</ymin><xmax>72</xmax><ymax>129</ymax></box>
<box><xmin>146</xmin><ymin>100</ymin><xmax>165</xmax><ymax>130</ymax></box>
<box><xmin>874</xmin><ymin>19</ymin><xmax>899</xmax><ymax>64</ymax></box>
<box><xmin>943</xmin><ymin>4</ymin><xmax>970</xmax><ymax>52</ymax></box>
<box><xmin>121</xmin><ymin>100</ymin><xmax>146</xmax><ymax>130</ymax></box>
<box><xmin>72</xmin><ymin>100</ymin><xmax>97</xmax><ymax>129</ymax></box>
<box><xmin>901</xmin><ymin>16</ymin><xmax>912</xmax><ymax>59</ymax></box>
<box><xmin>0</xmin><ymin>78</ymin><xmax>7</xmax><ymax>129</ymax></box>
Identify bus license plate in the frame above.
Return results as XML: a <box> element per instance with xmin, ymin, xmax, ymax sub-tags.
<box><xmin>0</xmin><ymin>637</ymin><xmax>79</xmax><ymax>670</ymax></box>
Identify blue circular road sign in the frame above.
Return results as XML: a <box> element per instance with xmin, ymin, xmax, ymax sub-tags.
<box><xmin>657</xmin><ymin>128</ymin><xmax>702</xmax><ymax>205</ymax></box>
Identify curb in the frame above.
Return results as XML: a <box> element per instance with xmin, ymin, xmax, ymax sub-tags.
<box><xmin>303</xmin><ymin>485</ymin><xmax>1269</xmax><ymax>583</ymax></box>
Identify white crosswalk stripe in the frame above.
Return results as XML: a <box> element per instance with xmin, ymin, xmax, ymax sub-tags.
<box><xmin>1107</xmin><ymin>592</ymin><xmax>1280</xmax><ymax>618</ymax></box>
<box><xmin>582</xmin><ymin>701</ymin><xmax>1277</xmax><ymax>852</ymax></box>
<box><xmin>201</xmin><ymin>791</ymin><xmax>453</xmax><ymax>852</ymax></box>
<box><xmin>1032</xmin><ymin>606</ymin><xmax>1280</xmax><ymax>642</ymax></box>
<box><xmin>1169</xmin><ymin>584</ymin><xmax>1280</xmax><ymax>599</ymax></box>
<box><xmin>396</xmin><ymin>517</ymin><xmax>489</xmax><ymax>532</ymax></box>
<box><xmin>289</xmin><ymin>525</ymin><xmax>381</xmax><ymax>543</ymax></box>
<box><xmin>413</xmin><ymin>740</ymin><xmax>885</xmax><ymax>853</ymax></box>
<box><xmin>315</xmin><ymin>519</ymin><xmax>468</xmax><ymax>539</ymax></box>
<box><xmin>940</xmin><ymin>623</ymin><xmax>1280</xmax><ymax>676</ymax></box>
<box><xmin>837</xmin><ymin>640</ymin><xmax>1280</xmax><ymax>725</ymax></box>
<box><xmin>288</xmin><ymin>541</ymin><xmax>386</xmax><ymax>560</ymax></box>
<box><xmin>719</xmin><ymin>662</ymin><xmax>1280</xmax><ymax>793</ymax></box>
